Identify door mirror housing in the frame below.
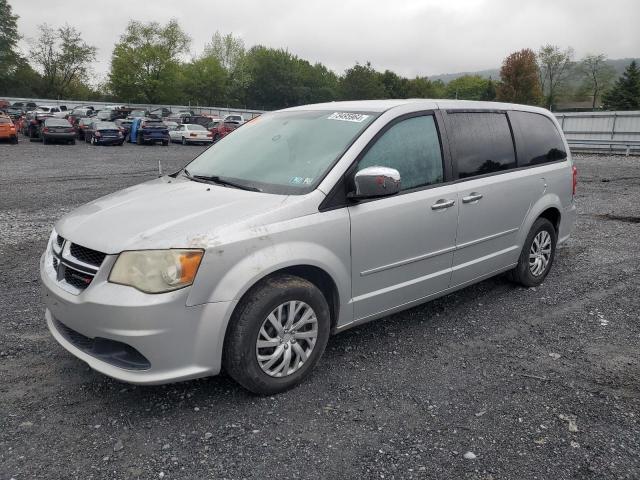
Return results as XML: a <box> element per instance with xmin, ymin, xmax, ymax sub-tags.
<box><xmin>350</xmin><ymin>166</ymin><xmax>401</xmax><ymax>199</ymax></box>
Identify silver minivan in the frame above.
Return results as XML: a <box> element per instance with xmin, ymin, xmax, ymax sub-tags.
<box><xmin>41</xmin><ymin>100</ymin><xmax>577</xmax><ymax>394</ymax></box>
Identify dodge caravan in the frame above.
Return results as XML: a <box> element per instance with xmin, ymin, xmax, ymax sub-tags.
<box><xmin>41</xmin><ymin>100</ymin><xmax>577</xmax><ymax>394</ymax></box>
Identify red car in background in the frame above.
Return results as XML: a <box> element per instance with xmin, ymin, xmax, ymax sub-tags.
<box><xmin>208</xmin><ymin>120</ymin><xmax>240</xmax><ymax>142</ymax></box>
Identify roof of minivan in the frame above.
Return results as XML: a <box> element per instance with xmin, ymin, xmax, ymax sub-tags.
<box><xmin>281</xmin><ymin>99</ymin><xmax>551</xmax><ymax>116</ymax></box>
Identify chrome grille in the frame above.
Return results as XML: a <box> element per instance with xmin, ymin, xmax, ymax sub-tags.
<box><xmin>51</xmin><ymin>235</ymin><xmax>106</xmax><ymax>293</ymax></box>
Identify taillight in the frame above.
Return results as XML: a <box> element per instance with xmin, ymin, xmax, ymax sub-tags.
<box><xmin>190</xmin><ymin>133</ymin><xmax>197</xmax><ymax>137</ymax></box>
<box><xmin>95</xmin><ymin>131</ymin><xmax>101</xmax><ymax>137</ymax></box>
<box><xmin>572</xmin><ymin>165</ymin><xmax>578</xmax><ymax>197</ymax></box>
<box><xmin>42</xmin><ymin>127</ymin><xmax>49</xmax><ymax>133</ymax></box>
<box><xmin>207</xmin><ymin>133</ymin><xmax>212</xmax><ymax>137</ymax></box>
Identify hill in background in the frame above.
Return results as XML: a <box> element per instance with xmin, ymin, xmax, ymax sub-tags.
<box><xmin>429</xmin><ymin>57</ymin><xmax>640</xmax><ymax>83</ymax></box>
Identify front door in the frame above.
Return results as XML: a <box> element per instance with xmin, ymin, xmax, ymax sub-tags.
<box><xmin>349</xmin><ymin>114</ymin><xmax>458</xmax><ymax>321</ymax></box>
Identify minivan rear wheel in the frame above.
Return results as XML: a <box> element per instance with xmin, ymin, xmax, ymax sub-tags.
<box><xmin>223</xmin><ymin>274</ymin><xmax>330</xmax><ymax>395</ymax></box>
<box><xmin>509</xmin><ymin>217</ymin><xmax>557</xmax><ymax>287</ymax></box>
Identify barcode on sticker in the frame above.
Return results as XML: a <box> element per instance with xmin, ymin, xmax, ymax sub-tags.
<box><xmin>327</xmin><ymin>112</ymin><xmax>370</xmax><ymax>123</ymax></box>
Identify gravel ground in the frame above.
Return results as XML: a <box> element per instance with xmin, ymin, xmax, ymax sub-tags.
<box><xmin>0</xmin><ymin>138</ymin><xmax>639</xmax><ymax>480</ymax></box>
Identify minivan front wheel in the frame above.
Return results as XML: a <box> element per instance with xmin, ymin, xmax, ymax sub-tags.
<box><xmin>509</xmin><ymin>217</ymin><xmax>557</xmax><ymax>287</ymax></box>
<box><xmin>223</xmin><ymin>274</ymin><xmax>331</xmax><ymax>395</ymax></box>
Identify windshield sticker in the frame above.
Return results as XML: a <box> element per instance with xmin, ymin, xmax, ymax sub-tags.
<box><xmin>289</xmin><ymin>177</ymin><xmax>314</xmax><ymax>185</ymax></box>
<box><xmin>327</xmin><ymin>112</ymin><xmax>370</xmax><ymax>123</ymax></box>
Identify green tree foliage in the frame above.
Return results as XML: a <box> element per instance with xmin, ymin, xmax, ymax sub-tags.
<box><xmin>602</xmin><ymin>60</ymin><xmax>640</xmax><ymax>110</ymax></box>
<box><xmin>340</xmin><ymin>62</ymin><xmax>386</xmax><ymax>100</ymax></box>
<box><xmin>109</xmin><ymin>20</ymin><xmax>190</xmax><ymax>103</ymax></box>
<box><xmin>538</xmin><ymin>45</ymin><xmax>574</xmax><ymax>109</ymax></box>
<box><xmin>407</xmin><ymin>77</ymin><xmax>445</xmax><ymax>98</ymax></box>
<box><xmin>0</xmin><ymin>0</ymin><xmax>20</xmax><ymax>84</ymax></box>
<box><xmin>180</xmin><ymin>54</ymin><xmax>228</xmax><ymax>106</ymax></box>
<box><xmin>497</xmin><ymin>48</ymin><xmax>542</xmax><ymax>105</ymax></box>
<box><xmin>445</xmin><ymin>75</ymin><xmax>491</xmax><ymax>100</ymax></box>
<box><xmin>29</xmin><ymin>24</ymin><xmax>97</xmax><ymax>98</ymax></box>
<box><xmin>577</xmin><ymin>54</ymin><xmax>617</xmax><ymax>110</ymax></box>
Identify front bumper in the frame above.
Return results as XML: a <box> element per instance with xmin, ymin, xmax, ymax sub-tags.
<box><xmin>40</xmin><ymin>252</ymin><xmax>235</xmax><ymax>385</ymax></box>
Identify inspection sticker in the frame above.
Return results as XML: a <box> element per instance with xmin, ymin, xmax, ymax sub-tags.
<box><xmin>327</xmin><ymin>112</ymin><xmax>370</xmax><ymax>123</ymax></box>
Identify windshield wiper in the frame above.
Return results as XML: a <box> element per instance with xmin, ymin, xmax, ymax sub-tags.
<box><xmin>182</xmin><ymin>169</ymin><xmax>261</xmax><ymax>192</ymax></box>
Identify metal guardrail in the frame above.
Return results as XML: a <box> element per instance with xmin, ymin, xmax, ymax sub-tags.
<box><xmin>566</xmin><ymin>139</ymin><xmax>640</xmax><ymax>156</ymax></box>
<box><xmin>556</xmin><ymin>111</ymin><xmax>640</xmax><ymax>156</ymax></box>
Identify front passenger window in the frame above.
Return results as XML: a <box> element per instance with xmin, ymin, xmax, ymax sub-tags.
<box><xmin>357</xmin><ymin>115</ymin><xmax>444</xmax><ymax>191</ymax></box>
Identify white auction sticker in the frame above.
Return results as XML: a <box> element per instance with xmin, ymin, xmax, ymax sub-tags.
<box><xmin>327</xmin><ymin>112</ymin><xmax>370</xmax><ymax>123</ymax></box>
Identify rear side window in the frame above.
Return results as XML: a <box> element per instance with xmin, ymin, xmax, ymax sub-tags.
<box><xmin>510</xmin><ymin>111</ymin><xmax>567</xmax><ymax>166</ymax></box>
<box><xmin>447</xmin><ymin>112</ymin><xmax>516</xmax><ymax>179</ymax></box>
<box><xmin>357</xmin><ymin>115</ymin><xmax>444</xmax><ymax>191</ymax></box>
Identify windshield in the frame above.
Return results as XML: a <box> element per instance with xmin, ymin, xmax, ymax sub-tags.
<box><xmin>97</xmin><ymin>122</ymin><xmax>117</xmax><ymax>129</ymax></box>
<box><xmin>0</xmin><ymin>117</ymin><xmax>12</xmax><ymax>124</ymax></box>
<box><xmin>187</xmin><ymin>124</ymin><xmax>206</xmax><ymax>131</ymax></box>
<box><xmin>185</xmin><ymin>110</ymin><xmax>377</xmax><ymax>194</ymax></box>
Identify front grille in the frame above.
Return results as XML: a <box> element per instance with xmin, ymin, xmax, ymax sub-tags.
<box><xmin>70</xmin><ymin>243</ymin><xmax>106</xmax><ymax>267</ymax></box>
<box><xmin>53</xmin><ymin>319</ymin><xmax>151</xmax><ymax>370</ymax></box>
<box><xmin>51</xmin><ymin>237</ymin><xmax>107</xmax><ymax>293</ymax></box>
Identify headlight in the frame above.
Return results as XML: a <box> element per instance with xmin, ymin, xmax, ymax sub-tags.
<box><xmin>109</xmin><ymin>249</ymin><xmax>204</xmax><ymax>294</ymax></box>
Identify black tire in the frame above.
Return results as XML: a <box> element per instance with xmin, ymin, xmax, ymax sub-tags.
<box><xmin>70</xmin><ymin>139</ymin><xmax>76</xmax><ymax>145</ymax></box>
<box><xmin>136</xmin><ymin>133</ymin><xmax>143</xmax><ymax>145</ymax></box>
<box><xmin>181</xmin><ymin>136</ymin><xmax>187</xmax><ymax>145</ymax></box>
<box><xmin>162</xmin><ymin>140</ymin><xmax>168</xmax><ymax>146</ymax></box>
<box><xmin>42</xmin><ymin>135</ymin><xmax>48</xmax><ymax>145</ymax></box>
<box><xmin>509</xmin><ymin>217</ymin><xmax>557</xmax><ymax>287</ymax></box>
<box><xmin>223</xmin><ymin>274</ymin><xmax>331</xmax><ymax>395</ymax></box>
<box><xmin>10</xmin><ymin>136</ymin><xmax>18</xmax><ymax>144</ymax></box>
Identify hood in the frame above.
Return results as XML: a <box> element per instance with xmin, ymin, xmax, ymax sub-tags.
<box><xmin>56</xmin><ymin>177</ymin><xmax>289</xmax><ymax>254</ymax></box>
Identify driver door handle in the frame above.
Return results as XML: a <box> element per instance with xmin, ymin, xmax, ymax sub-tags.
<box><xmin>431</xmin><ymin>199</ymin><xmax>456</xmax><ymax>210</ymax></box>
<box><xmin>462</xmin><ymin>192</ymin><xmax>483</xmax><ymax>204</ymax></box>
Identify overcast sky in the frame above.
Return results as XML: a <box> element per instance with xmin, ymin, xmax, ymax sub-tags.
<box><xmin>10</xmin><ymin>0</ymin><xmax>640</xmax><ymax>82</ymax></box>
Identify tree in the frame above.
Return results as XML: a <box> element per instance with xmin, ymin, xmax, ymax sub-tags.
<box><xmin>180</xmin><ymin>54</ymin><xmax>228</xmax><ymax>106</ymax></box>
<box><xmin>445</xmin><ymin>75</ymin><xmax>491</xmax><ymax>100</ymax></box>
<box><xmin>481</xmin><ymin>77</ymin><xmax>497</xmax><ymax>101</ymax></box>
<box><xmin>0</xmin><ymin>0</ymin><xmax>20</xmax><ymax>88</ymax></box>
<box><xmin>381</xmin><ymin>70</ymin><xmax>410</xmax><ymax>98</ymax></box>
<box><xmin>497</xmin><ymin>48</ymin><xmax>542</xmax><ymax>105</ymax></box>
<box><xmin>109</xmin><ymin>19</ymin><xmax>190</xmax><ymax>104</ymax></box>
<box><xmin>538</xmin><ymin>44</ymin><xmax>574</xmax><ymax>110</ymax></box>
<box><xmin>577</xmin><ymin>54</ymin><xmax>616</xmax><ymax>110</ymax></box>
<box><xmin>28</xmin><ymin>24</ymin><xmax>97</xmax><ymax>98</ymax></box>
<box><xmin>407</xmin><ymin>77</ymin><xmax>445</xmax><ymax>98</ymax></box>
<box><xmin>602</xmin><ymin>60</ymin><xmax>640</xmax><ymax>110</ymax></box>
<box><xmin>205</xmin><ymin>32</ymin><xmax>245</xmax><ymax>72</ymax></box>
<box><xmin>339</xmin><ymin>62</ymin><xmax>386</xmax><ymax>100</ymax></box>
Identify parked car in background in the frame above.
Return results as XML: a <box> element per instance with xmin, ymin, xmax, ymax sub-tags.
<box><xmin>85</xmin><ymin>121</ymin><xmax>124</xmax><ymax>146</ymax></box>
<box><xmin>40</xmin><ymin>118</ymin><xmax>76</xmax><ymax>145</ymax></box>
<box><xmin>75</xmin><ymin>117</ymin><xmax>94</xmax><ymax>141</ymax></box>
<box><xmin>210</xmin><ymin>120</ymin><xmax>240</xmax><ymax>142</ymax></box>
<box><xmin>0</xmin><ymin>99</ymin><xmax>10</xmax><ymax>111</ymax></box>
<box><xmin>150</xmin><ymin>107</ymin><xmax>172</xmax><ymax>118</ymax></box>
<box><xmin>95</xmin><ymin>109</ymin><xmax>115</xmax><ymax>121</ymax></box>
<box><xmin>223</xmin><ymin>114</ymin><xmax>245</xmax><ymax>124</ymax></box>
<box><xmin>6</xmin><ymin>106</ymin><xmax>25</xmax><ymax>119</ymax></box>
<box><xmin>180</xmin><ymin>115</ymin><xmax>218</xmax><ymax>127</ymax></box>
<box><xmin>0</xmin><ymin>114</ymin><xmax>18</xmax><ymax>144</ymax></box>
<box><xmin>115</xmin><ymin>118</ymin><xmax>133</xmax><ymax>140</ymax></box>
<box><xmin>129</xmin><ymin>118</ymin><xmax>169</xmax><ymax>145</ymax></box>
<box><xmin>23</xmin><ymin>111</ymin><xmax>53</xmax><ymax>138</ymax></box>
<box><xmin>163</xmin><ymin>120</ymin><xmax>179</xmax><ymax>132</ymax></box>
<box><xmin>169</xmin><ymin>123</ymin><xmax>213</xmax><ymax>145</ymax></box>
<box><xmin>36</xmin><ymin>105</ymin><xmax>64</xmax><ymax>115</ymax></box>
<box><xmin>128</xmin><ymin>109</ymin><xmax>149</xmax><ymax>119</ymax></box>
<box><xmin>25</xmin><ymin>102</ymin><xmax>37</xmax><ymax>110</ymax></box>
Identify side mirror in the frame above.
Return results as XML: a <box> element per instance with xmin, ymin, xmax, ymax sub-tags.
<box><xmin>350</xmin><ymin>166</ymin><xmax>401</xmax><ymax>199</ymax></box>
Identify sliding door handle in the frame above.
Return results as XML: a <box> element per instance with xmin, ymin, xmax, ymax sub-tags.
<box><xmin>431</xmin><ymin>199</ymin><xmax>455</xmax><ymax>210</ymax></box>
<box><xmin>462</xmin><ymin>192</ymin><xmax>483</xmax><ymax>204</ymax></box>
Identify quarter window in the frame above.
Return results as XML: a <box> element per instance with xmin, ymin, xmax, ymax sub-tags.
<box><xmin>447</xmin><ymin>112</ymin><xmax>516</xmax><ymax>179</ymax></box>
<box><xmin>357</xmin><ymin>115</ymin><xmax>444</xmax><ymax>191</ymax></box>
<box><xmin>510</xmin><ymin>111</ymin><xmax>567</xmax><ymax>166</ymax></box>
